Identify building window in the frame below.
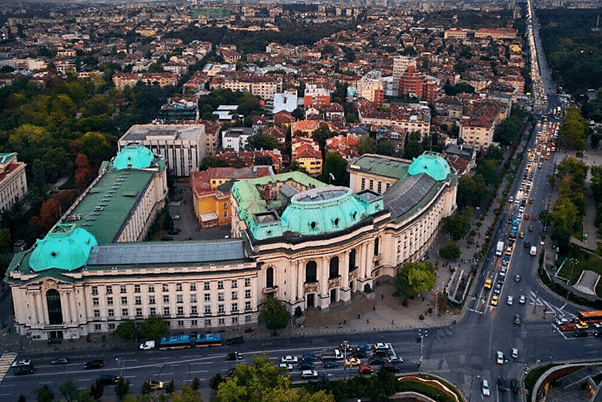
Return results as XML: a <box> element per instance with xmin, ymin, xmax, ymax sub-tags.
<box><xmin>223</xmin><ymin>202</ymin><xmax>228</xmax><ymax>209</ymax></box>
<box><xmin>95</xmin><ymin>324</ymin><xmax>101</xmax><ymax>331</ymax></box>
<box><xmin>150</xmin><ymin>307</ymin><xmax>156</xmax><ymax>316</ymax></box>
<box><xmin>177</xmin><ymin>320</ymin><xmax>184</xmax><ymax>327</ymax></box>
<box><xmin>135</xmin><ymin>296</ymin><xmax>141</xmax><ymax>305</ymax></box>
<box><xmin>108</xmin><ymin>323</ymin><xmax>116</xmax><ymax>330</ymax></box>
<box><xmin>218</xmin><ymin>293</ymin><xmax>224</xmax><ymax>301</ymax></box>
<box><xmin>191</xmin><ymin>306</ymin><xmax>197</xmax><ymax>315</ymax></box>
<box><xmin>122</xmin><ymin>309</ymin><xmax>128</xmax><ymax>317</ymax></box>
<box><xmin>190</xmin><ymin>283</ymin><xmax>196</xmax><ymax>291</ymax></box>
<box><xmin>94</xmin><ymin>309</ymin><xmax>100</xmax><ymax>318</ymax></box>
<box><xmin>136</xmin><ymin>308</ymin><xmax>142</xmax><ymax>317</ymax></box>
<box><xmin>205</xmin><ymin>319</ymin><xmax>211</xmax><ymax>327</ymax></box>
<box><xmin>369</xmin><ymin>179</ymin><xmax>373</xmax><ymax>190</ymax></box>
<box><xmin>232</xmin><ymin>291</ymin><xmax>238</xmax><ymax>300</ymax></box>
<box><xmin>163</xmin><ymin>307</ymin><xmax>170</xmax><ymax>316</ymax></box>
<box><xmin>245</xmin><ymin>290</ymin><xmax>251</xmax><ymax>298</ymax></box>
<box><xmin>245</xmin><ymin>278</ymin><xmax>251</xmax><ymax>287</ymax></box>
<box><xmin>377</xmin><ymin>181</ymin><xmax>382</xmax><ymax>193</ymax></box>
<box><xmin>204</xmin><ymin>282</ymin><xmax>210</xmax><ymax>290</ymax></box>
<box><xmin>176</xmin><ymin>283</ymin><xmax>182</xmax><ymax>291</ymax></box>
<box><xmin>232</xmin><ymin>317</ymin><xmax>238</xmax><ymax>324</ymax></box>
<box><xmin>120</xmin><ymin>285</ymin><xmax>127</xmax><ymax>294</ymax></box>
<box><xmin>218</xmin><ymin>318</ymin><xmax>225</xmax><ymax>325</ymax></box>
<box><xmin>191</xmin><ymin>320</ymin><xmax>197</xmax><ymax>326</ymax></box>
<box><xmin>177</xmin><ymin>306</ymin><xmax>184</xmax><ymax>316</ymax></box>
<box><xmin>245</xmin><ymin>301</ymin><xmax>251</xmax><ymax>311</ymax></box>
<box><xmin>177</xmin><ymin>295</ymin><xmax>183</xmax><ymax>304</ymax></box>
<box><xmin>361</xmin><ymin>178</ymin><xmax>366</xmax><ymax>190</ymax></box>
<box><xmin>232</xmin><ymin>303</ymin><xmax>238</xmax><ymax>312</ymax></box>
<box><xmin>204</xmin><ymin>294</ymin><xmax>210</xmax><ymax>302</ymax></box>
<box><xmin>223</xmin><ymin>210</ymin><xmax>228</xmax><ymax>218</ymax></box>
<box><xmin>93</xmin><ymin>297</ymin><xmax>99</xmax><ymax>306</ymax></box>
<box><xmin>107</xmin><ymin>297</ymin><xmax>113</xmax><ymax>305</ymax></box>
<box><xmin>231</xmin><ymin>280</ymin><xmax>238</xmax><ymax>288</ymax></box>
<box><xmin>162</xmin><ymin>284</ymin><xmax>169</xmax><ymax>292</ymax></box>
<box><xmin>245</xmin><ymin>315</ymin><xmax>251</xmax><ymax>323</ymax></box>
<box><xmin>305</xmin><ymin>260</ymin><xmax>317</xmax><ymax>282</ymax></box>
<box><xmin>134</xmin><ymin>284</ymin><xmax>140</xmax><ymax>293</ymax></box>
<box><xmin>92</xmin><ymin>286</ymin><xmax>98</xmax><ymax>296</ymax></box>
<box><xmin>204</xmin><ymin>305</ymin><xmax>211</xmax><ymax>314</ymax></box>
<box><xmin>217</xmin><ymin>281</ymin><xmax>224</xmax><ymax>289</ymax></box>
<box><xmin>106</xmin><ymin>285</ymin><xmax>113</xmax><ymax>294</ymax></box>
<box><xmin>163</xmin><ymin>295</ymin><xmax>169</xmax><ymax>303</ymax></box>
<box><xmin>191</xmin><ymin>294</ymin><xmax>197</xmax><ymax>303</ymax></box>
<box><xmin>329</xmin><ymin>256</ymin><xmax>339</xmax><ymax>279</ymax></box>
<box><xmin>148</xmin><ymin>284</ymin><xmax>155</xmax><ymax>293</ymax></box>
<box><xmin>218</xmin><ymin>305</ymin><xmax>225</xmax><ymax>313</ymax></box>
<box><xmin>108</xmin><ymin>309</ymin><xmax>114</xmax><ymax>317</ymax></box>
<box><xmin>121</xmin><ymin>297</ymin><xmax>127</xmax><ymax>305</ymax></box>
<box><xmin>149</xmin><ymin>296</ymin><xmax>155</xmax><ymax>305</ymax></box>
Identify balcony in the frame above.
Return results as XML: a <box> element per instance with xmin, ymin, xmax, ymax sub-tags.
<box><xmin>304</xmin><ymin>281</ymin><xmax>319</xmax><ymax>293</ymax></box>
<box><xmin>262</xmin><ymin>285</ymin><xmax>278</xmax><ymax>295</ymax></box>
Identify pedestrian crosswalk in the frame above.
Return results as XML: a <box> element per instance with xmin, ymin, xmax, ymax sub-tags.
<box><xmin>0</xmin><ymin>352</ymin><xmax>17</xmax><ymax>383</ymax></box>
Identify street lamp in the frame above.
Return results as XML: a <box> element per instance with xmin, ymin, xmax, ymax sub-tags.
<box><xmin>418</xmin><ymin>329</ymin><xmax>428</xmax><ymax>373</ymax></box>
<box><xmin>343</xmin><ymin>340</ymin><xmax>348</xmax><ymax>380</ymax></box>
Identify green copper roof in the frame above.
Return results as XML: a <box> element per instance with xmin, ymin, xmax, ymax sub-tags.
<box><xmin>0</xmin><ymin>152</ymin><xmax>16</xmax><ymax>164</ymax></box>
<box><xmin>113</xmin><ymin>145</ymin><xmax>155</xmax><ymax>170</ymax></box>
<box><xmin>408</xmin><ymin>152</ymin><xmax>451</xmax><ymax>181</ymax></box>
<box><xmin>29</xmin><ymin>224</ymin><xmax>98</xmax><ymax>272</ymax></box>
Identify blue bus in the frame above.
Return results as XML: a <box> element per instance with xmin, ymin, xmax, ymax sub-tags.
<box><xmin>158</xmin><ymin>333</ymin><xmax>222</xmax><ymax>350</ymax></box>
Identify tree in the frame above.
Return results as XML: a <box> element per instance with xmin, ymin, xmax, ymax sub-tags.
<box><xmin>394</xmin><ymin>261</ymin><xmax>436</xmax><ymax>299</ymax></box>
<box><xmin>35</xmin><ymin>385</ymin><xmax>54</xmax><ymax>402</ymax></box>
<box><xmin>439</xmin><ymin>241</ymin><xmax>461</xmax><ymax>260</ymax></box>
<box><xmin>550</xmin><ymin>197</ymin><xmax>578</xmax><ymax>232</ymax></box>
<box><xmin>357</xmin><ymin>135</ymin><xmax>376</xmax><ymax>154</ymax></box>
<box><xmin>59</xmin><ymin>379</ymin><xmax>80</xmax><ymax>402</ymax></box>
<box><xmin>114</xmin><ymin>320</ymin><xmax>139</xmax><ymax>341</ymax></box>
<box><xmin>165</xmin><ymin>380</ymin><xmax>176</xmax><ymax>395</ymax></box>
<box><xmin>170</xmin><ymin>383</ymin><xmax>202</xmax><ymax>402</ymax></box>
<box><xmin>209</xmin><ymin>373</ymin><xmax>226</xmax><ymax>391</ymax></box>
<box><xmin>139</xmin><ymin>315</ymin><xmax>168</xmax><ymax>340</ymax></box>
<box><xmin>115</xmin><ymin>377</ymin><xmax>130</xmax><ymax>400</ymax></box>
<box><xmin>77</xmin><ymin>132</ymin><xmax>112</xmax><ymax>164</ymax></box>
<box><xmin>246</xmin><ymin>133</ymin><xmax>280</xmax><ymax>151</ymax></box>
<box><xmin>443</xmin><ymin>208</ymin><xmax>473</xmax><ymax>240</ymax></box>
<box><xmin>321</xmin><ymin>151</ymin><xmax>348</xmax><ymax>186</ymax></box>
<box><xmin>75</xmin><ymin>153</ymin><xmax>94</xmax><ymax>193</ymax></box>
<box><xmin>191</xmin><ymin>377</ymin><xmax>201</xmax><ymax>391</ymax></box>
<box><xmin>260</xmin><ymin>296</ymin><xmax>290</xmax><ymax>333</ymax></box>
<box><xmin>0</xmin><ymin>228</ymin><xmax>11</xmax><ymax>254</ymax></box>
<box><xmin>90</xmin><ymin>379</ymin><xmax>104</xmax><ymax>400</ymax></box>
<box><xmin>376</xmin><ymin>141</ymin><xmax>396</xmax><ymax>156</ymax></box>
<box><xmin>403</xmin><ymin>141</ymin><xmax>423</xmax><ymax>159</ymax></box>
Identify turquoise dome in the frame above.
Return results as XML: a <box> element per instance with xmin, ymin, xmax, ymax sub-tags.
<box><xmin>30</xmin><ymin>224</ymin><xmax>98</xmax><ymax>272</ymax></box>
<box><xmin>408</xmin><ymin>152</ymin><xmax>451</xmax><ymax>181</ymax></box>
<box><xmin>113</xmin><ymin>145</ymin><xmax>154</xmax><ymax>170</ymax></box>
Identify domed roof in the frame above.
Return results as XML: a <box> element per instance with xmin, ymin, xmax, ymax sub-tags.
<box><xmin>30</xmin><ymin>224</ymin><xmax>98</xmax><ymax>272</ymax></box>
<box><xmin>113</xmin><ymin>145</ymin><xmax>154</xmax><ymax>170</ymax></box>
<box><xmin>278</xmin><ymin>186</ymin><xmax>381</xmax><ymax>237</ymax></box>
<box><xmin>408</xmin><ymin>152</ymin><xmax>451</xmax><ymax>181</ymax></box>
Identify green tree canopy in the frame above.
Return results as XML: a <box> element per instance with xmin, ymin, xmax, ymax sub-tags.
<box><xmin>550</xmin><ymin>196</ymin><xmax>578</xmax><ymax>232</ymax></box>
<box><xmin>246</xmin><ymin>133</ymin><xmax>280</xmax><ymax>151</ymax></box>
<box><xmin>443</xmin><ymin>208</ymin><xmax>473</xmax><ymax>241</ymax></box>
<box><xmin>139</xmin><ymin>315</ymin><xmax>168</xmax><ymax>340</ymax></box>
<box><xmin>439</xmin><ymin>241</ymin><xmax>461</xmax><ymax>260</ymax></box>
<box><xmin>402</xmin><ymin>141</ymin><xmax>423</xmax><ymax>159</ymax></box>
<box><xmin>114</xmin><ymin>320</ymin><xmax>139</xmax><ymax>341</ymax></box>
<box><xmin>77</xmin><ymin>131</ymin><xmax>112</xmax><ymax>164</ymax></box>
<box><xmin>357</xmin><ymin>135</ymin><xmax>376</xmax><ymax>155</ymax></box>
<box><xmin>321</xmin><ymin>151</ymin><xmax>349</xmax><ymax>186</ymax></box>
<box><xmin>394</xmin><ymin>261</ymin><xmax>436</xmax><ymax>299</ymax></box>
<box><xmin>260</xmin><ymin>296</ymin><xmax>290</xmax><ymax>333</ymax></box>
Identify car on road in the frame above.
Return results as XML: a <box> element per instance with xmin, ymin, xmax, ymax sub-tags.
<box><xmin>14</xmin><ymin>366</ymin><xmax>35</xmax><ymax>376</ymax></box>
<box><xmin>556</xmin><ymin>317</ymin><xmax>569</xmax><ymax>326</ymax></box>
<box><xmin>519</xmin><ymin>295</ymin><xmax>526</xmax><ymax>304</ymax></box>
<box><xmin>576</xmin><ymin>321</ymin><xmax>589</xmax><ymax>329</ymax></box>
<box><xmin>511</xmin><ymin>379</ymin><xmax>520</xmax><ymax>392</ymax></box>
<box><xmin>532</xmin><ymin>215</ymin><xmax>538</xmax><ymax>220</ymax></box>
<box><xmin>373</xmin><ymin>349</ymin><xmax>391</xmax><ymax>357</ymax></box>
<box><xmin>352</xmin><ymin>350</ymin><xmax>368</xmax><ymax>358</ymax></box>
<box><xmin>491</xmin><ymin>295</ymin><xmax>499</xmax><ymax>306</ymax></box>
<box><xmin>528</xmin><ymin>198</ymin><xmax>534</xmax><ymax>204</ymax></box>
<box><xmin>388</xmin><ymin>356</ymin><xmax>403</xmax><ymax>364</ymax></box>
<box><xmin>574</xmin><ymin>329</ymin><xmax>588</xmax><ymax>338</ymax></box>
<box><xmin>514</xmin><ymin>274</ymin><xmax>521</xmax><ymax>282</ymax></box>
<box><xmin>302</xmin><ymin>354</ymin><xmax>318</xmax><ymax>362</ymax></box>
<box><xmin>171</xmin><ymin>215</ymin><xmax>180</xmax><ymax>220</ymax></box>
<box><xmin>84</xmin><ymin>359</ymin><xmax>104</xmax><ymax>370</ymax></box>
<box><xmin>345</xmin><ymin>357</ymin><xmax>361</xmax><ymax>366</ymax></box>
<box><xmin>519</xmin><ymin>232</ymin><xmax>525</xmax><ymax>239</ymax></box>
<box><xmin>144</xmin><ymin>380</ymin><xmax>164</xmax><ymax>390</ymax></box>
<box><xmin>482</xmin><ymin>379</ymin><xmax>490</xmax><ymax>396</ymax></box>
<box><xmin>524</xmin><ymin>241</ymin><xmax>531</xmax><ymax>248</ymax></box>
<box><xmin>507</xmin><ymin>296</ymin><xmax>513</xmax><ymax>305</ymax></box>
<box><xmin>560</xmin><ymin>323</ymin><xmax>576</xmax><ymax>332</ymax></box>
<box><xmin>512</xmin><ymin>348</ymin><xmax>519</xmax><ymax>359</ymax></box>
<box><xmin>50</xmin><ymin>357</ymin><xmax>70</xmax><ymax>365</ymax></box>
<box><xmin>496</xmin><ymin>351</ymin><xmax>504</xmax><ymax>365</ymax></box>
<box><xmin>281</xmin><ymin>356</ymin><xmax>298</xmax><ymax>363</ymax></box>
<box><xmin>484</xmin><ymin>278</ymin><xmax>492</xmax><ymax>289</ymax></box>
<box><xmin>279</xmin><ymin>363</ymin><xmax>293</xmax><ymax>370</ymax></box>
<box><xmin>529</xmin><ymin>225</ymin><xmax>534</xmax><ymax>232</ymax></box>
<box><xmin>498</xmin><ymin>377</ymin><xmax>507</xmax><ymax>391</ymax></box>
<box><xmin>524</xmin><ymin>214</ymin><xmax>529</xmax><ymax>220</ymax></box>
<box><xmin>226</xmin><ymin>352</ymin><xmax>242</xmax><ymax>361</ymax></box>
<box><xmin>301</xmin><ymin>370</ymin><xmax>318</xmax><ymax>379</ymax></box>
<box><xmin>226</xmin><ymin>336</ymin><xmax>244</xmax><ymax>345</ymax></box>
<box><xmin>322</xmin><ymin>360</ymin><xmax>338</xmax><ymax>368</ymax></box>
<box><xmin>494</xmin><ymin>284</ymin><xmax>502</xmax><ymax>294</ymax></box>
<box><xmin>100</xmin><ymin>375</ymin><xmax>122</xmax><ymax>385</ymax></box>
<box><xmin>11</xmin><ymin>359</ymin><xmax>32</xmax><ymax>368</ymax></box>
<box><xmin>593</xmin><ymin>329</ymin><xmax>602</xmax><ymax>337</ymax></box>
<box><xmin>383</xmin><ymin>362</ymin><xmax>401</xmax><ymax>373</ymax></box>
<box><xmin>514</xmin><ymin>315</ymin><xmax>522</xmax><ymax>325</ymax></box>
<box><xmin>358</xmin><ymin>365</ymin><xmax>374</xmax><ymax>374</ymax></box>
<box><xmin>298</xmin><ymin>362</ymin><xmax>314</xmax><ymax>370</ymax></box>
<box><xmin>368</xmin><ymin>356</ymin><xmax>387</xmax><ymax>365</ymax></box>
<box><xmin>356</xmin><ymin>343</ymin><xmax>371</xmax><ymax>352</ymax></box>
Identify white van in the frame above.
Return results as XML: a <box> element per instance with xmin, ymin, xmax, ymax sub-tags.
<box><xmin>530</xmin><ymin>246</ymin><xmax>537</xmax><ymax>256</ymax></box>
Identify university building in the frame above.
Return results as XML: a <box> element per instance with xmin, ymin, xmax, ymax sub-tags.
<box><xmin>6</xmin><ymin>148</ymin><xmax>456</xmax><ymax>340</ymax></box>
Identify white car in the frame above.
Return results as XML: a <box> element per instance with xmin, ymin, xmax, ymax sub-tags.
<box><xmin>281</xmin><ymin>356</ymin><xmax>298</xmax><ymax>364</ymax></box>
<box><xmin>496</xmin><ymin>351</ymin><xmax>504</xmax><ymax>365</ymax></box>
<box><xmin>482</xmin><ymin>379</ymin><xmax>490</xmax><ymax>396</ymax></box>
<box><xmin>519</xmin><ymin>295</ymin><xmax>526</xmax><ymax>304</ymax></box>
<box><xmin>11</xmin><ymin>359</ymin><xmax>31</xmax><ymax>368</ymax></box>
<box><xmin>278</xmin><ymin>363</ymin><xmax>293</xmax><ymax>371</ymax></box>
<box><xmin>512</xmin><ymin>348</ymin><xmax>519</xmax><ymax>359</ymax></box>
<box><xmin>301</xmin><ymin>370</ymin><xmax>318</xmax><ymax>379</ymax></box>
<box><xmin>506</xmin><ymin>296</ymin><xmax>513</xmax><ymax>306</ymax></box>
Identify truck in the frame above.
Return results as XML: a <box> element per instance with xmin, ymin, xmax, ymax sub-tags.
<box><xmin>530</xmin><ymin>246</ymin><xmax>537</xmax><ymax>256</ymax></box>
<box><xmin>140</xmin><ymin>340</ymin><xmax>155</xmax><ymax>350</ymax></box>
<box><xmin>496</xmin><ymin>241</ymin><xmax>504</xmax><ymax>256</ymax></box>
<box><xmin>320</xmin><ymin>349</ymin><xmax>343</xmax><ymax>360</ymax></box>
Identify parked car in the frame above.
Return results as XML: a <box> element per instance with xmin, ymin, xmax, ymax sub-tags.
<box><xmin>84</xmin><ymin>360</ymin><xmax>104</xmax><ymax>370</ymax></box>
<box><xmin>14</xmin><ymin>366</ymin><xmax>35</xmax><ymax>376</ymax></box>
<box><xmin>496</xmin><ymin>351</ymin><xmax>504</xmax><ymax>365</ymax></box>
<box><xmin>99</xmin><ymin>375</ymin><xmax>122</xmax><ymax>385</ymax></box>
<box><xmin>50</xmin><ymin>357</ymin><xmax>70</xmax><ymax>365</ymax></box>
<box><xmin>491</xmin><ymin>295</ymin><xmax>499</xmax><ymax>306</ymax></box>
<box><xmin>358</xmin><ymin>365</ymin><xmax>374</xmax><ymax>374</ymax></box>
<box><xmin>356</xmin><ymin>343</ymin><xmax>371</xmax><ymax>352</ymax></box>
<box><xmin>511</xmin><ymin>379</ymin><xmax>520</xmax><ymax>392</ymax></box>
<box><xmin>494</xmin><ymin>284</ymin><xmax>502</xmax><ymax>294</ymax></box>
<box><xmin>322</xmin><ymin>360</ymin><xmax>338</xmax><ymax>368</ymax></box>
<box><xmin>514</xmin><ymin>315</ymin><xmax>522</xmax><ymax>325</ymax></box>
<box><xmin>482</xmin><ymin>379</ymin><xmax>490</xmax><ymax>396</ymax></box>
<box><xmin>498</xmin><ymin>377</ymin><xmax>507</xmax><ymax>391</ymax></box>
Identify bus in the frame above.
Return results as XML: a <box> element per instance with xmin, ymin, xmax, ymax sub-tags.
<box><xmin>158</xmin><ymin>333</ymin><xmax>223</xmax><ymax>350</ymax></box>
<box><xmin>577</xmin><ymin>310</ymin><xmax>602</xmax><ymax>324</ymax></box>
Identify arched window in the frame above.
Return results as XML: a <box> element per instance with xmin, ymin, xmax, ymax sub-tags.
<box><xmin>374</xmin><ymin>237</ymin><xmax>380</xmax><ymax>256</ymax></box>
<box><xmin>306</xmin><ymin>261</ymin><xmax>317</xmax><ymax>282</ymax></box>
<box><xmin>329</xmin><ymin>256</ymin><xmax>339</xmax><ymax>279</ymax></box>
<box><xmin>349</xmin><ymin>249</ymin><xmax>356</xmax><ymax>271</ymax></box>
<box><xmin>266</xmin><ymin>267</ymin><xmax>274</xmax><ymax>289</ymax></box>
<box><xmin>46</xmin><ymin>289</ymin><xmax>63</xmax><ymax>325</ymax></box>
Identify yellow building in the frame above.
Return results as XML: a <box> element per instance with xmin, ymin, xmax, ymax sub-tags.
<box><xmin>191</xmin><ymin>167</ymin><xmax>274</xmax><ymax>228</ymax></box>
